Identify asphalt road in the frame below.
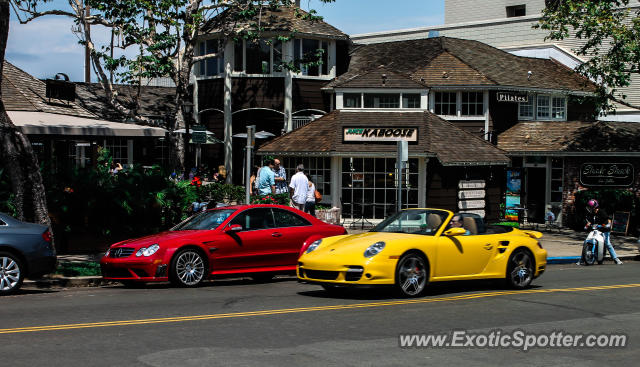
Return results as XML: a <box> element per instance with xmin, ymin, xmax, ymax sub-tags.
<box><xmin>2</xmin><ymin>263</ymin><xmax>640</xmax><ymax>367</ymax></box>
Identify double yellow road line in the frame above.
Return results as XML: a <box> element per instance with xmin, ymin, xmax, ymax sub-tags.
<box><xmin>2</xmin><ymin>283</ymin><xmax>638</xmax><ymax>335</ymax></box>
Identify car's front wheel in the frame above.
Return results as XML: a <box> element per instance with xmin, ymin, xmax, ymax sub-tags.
<box><xmin>395</xmin><ymin>252</ymin><xmax>429</xmax><ymax>297</ymax></box>
<box><xmin>506</xmin><ymin>249</ymin><xmax>534</xmax><ymax>289</ymax></box>
<box><xmin>0</xmin><ymin>252</ymin><xmax>24</xmax><ymax>295</ymax></box>
<box><xmin>170</xmin><ymin>249</ymin><xmax>206</xmax><ymax>287</ymax></box>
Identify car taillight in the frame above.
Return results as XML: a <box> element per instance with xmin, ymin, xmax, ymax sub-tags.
<box><xmin>42</xmin><ymin>229</ymin><xmax>52</xmax><ymax>243</ymax></box>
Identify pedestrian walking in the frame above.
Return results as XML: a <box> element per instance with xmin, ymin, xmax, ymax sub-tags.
<box><xmin>289</xmin><ymin>164</ymin><xmax>308</xmax><ymax>211</ymax></box>
<box><xmin>304</xmin><ymin>177</ymin><xmax>317</xmax><ymax>217</ymax></box>
<box><xmin>274</xmin><ymin>158</ymin><xmax>288</xmax><ymax>194</ymax></box>
<box><xmin>257</xmin><ymin>159</ymin><xmax>276</xmax><ymax>195</ymax></box>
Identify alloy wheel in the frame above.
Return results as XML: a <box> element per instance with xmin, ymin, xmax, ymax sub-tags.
<box><xmin>0</xmin><ymin>255</ymin><xmax>22</xmax><ymax>294</ymax></box>
<box><xmin>173</xmin><ymin>250</ymin><xmax>205</xmax><ymax>286</ymax></box>
<box><xmin>509</xmin><ymin>250</ymin><xmax>533</xmax><ymax>288</ymax></box>
<box><xmin>396</xmin><ymin>254</ymin><xmax>428</xmax><ymax>297</ymax></box>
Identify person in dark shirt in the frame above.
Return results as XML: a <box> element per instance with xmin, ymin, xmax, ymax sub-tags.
<box><xmin>584</xmin><ymin>199</ymin><xmax>622</xmax><ymax>265</ymax></box>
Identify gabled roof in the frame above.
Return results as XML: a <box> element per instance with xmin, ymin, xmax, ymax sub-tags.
<box><xmin>258</xmin><ymin>110</ymin><xmax>509</xmax><ymax>166</ymax></box>
<box><xmin>327</xmin><ymin>37</ymin><xmax>597</xmax><ymax>93</ymax></box>
<box><xmin>498</xmin><ymin>121</ymin><xmax>640</xmax><ymax>153</ymax></box>
<box><xmin>1</xmin><ymin>61</ymin><xmax>97</xmax><ymax>118</ymax></box>
<box><xmin>202</xmin><ymin>6</ymin><xmax>349</xmax><ymax>40</ymax></box>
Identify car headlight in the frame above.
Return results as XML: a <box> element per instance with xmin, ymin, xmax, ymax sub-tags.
<box><xmin>364</xmin><ymin>242</ymin><xmax>385</xmax><ymax>258</ymax></box>
<box><xmin>306</xmin><ymin>239</ymin><xmax>322</xmax><ymax>254</ymax></box>
<box><xmin>136</xmin><ymin>244</ymin><xmax>160</xmax><ymax>257</ymax></box>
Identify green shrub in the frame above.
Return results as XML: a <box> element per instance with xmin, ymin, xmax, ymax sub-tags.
<box><xmin>250</xmin><ymin>193</ymin><xmax>290</xmax><ymax>205</ymax></box>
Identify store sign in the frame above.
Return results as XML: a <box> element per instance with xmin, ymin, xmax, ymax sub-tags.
<box><xmin>191</xmin><ymin>125</ymin><xmax>207</xmax><ymax>144</ymax></box>
<box><xmin>497</xmin><ymin>92</ymin><xmax>528</xmax><ymax>103</ymax></box>
<box><xmin>579</xmin><ymin>163</ymin><xmax>634</xmax><ymax>187</ymax></box>
<box><xmin>458</xmin><ymin>180</ymin><xmax>487</xmax><ymax>217</ymax></box>
<box><xmin>343</xmin><ymin>127</ymin><xmax>417</xmax><ymax>142</ymax></box>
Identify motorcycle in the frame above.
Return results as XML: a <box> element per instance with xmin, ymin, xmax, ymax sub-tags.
<box><xmin>581</xmin><ymin>225</ymin><xmax>605</xmax><ymax>265</ymax></box>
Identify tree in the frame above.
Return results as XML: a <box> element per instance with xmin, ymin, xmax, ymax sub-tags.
<box><xmin>0</xmin><ymin>0</ymin><xmax>50</xmax><ymax>228</ymax></box>
<box><xmin>537</xmin><ymin>0</ymin><xmax>640</xmax><ymax>112</ymax></box>
<box><xmin>11</xmin><ymin>0</ymin><xmax>336</xmax><ymax>172</ymax></box>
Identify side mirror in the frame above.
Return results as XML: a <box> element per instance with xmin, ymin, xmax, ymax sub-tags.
<box><xmin>444</xmin><ymin>227</ymin><xmax>467</xmax><ymax>236</ymax></box>
<box><xmin>225</xmin><ymin>224</ymin><xmax>242</xmax><ymax>233</ymax></box>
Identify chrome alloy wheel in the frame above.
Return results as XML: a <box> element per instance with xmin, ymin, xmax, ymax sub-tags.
<box><xmin>396</xmin><ymin>254</ymin><xmax>428</xmax><ymax>297</ymax></box>
<box><xmin>0</xmin><ymin>256</ymin><xmax>21</xmax><ymax>293</ymax></box>
<box><xmin>174</xmin><ymin>251</ymin><xmax>205</xmax><ymax>286</ymax></box>
<box><xmin>509</xmin><ymin>250</ymin><xmax>533</xmax><ymax>288</ymax></box>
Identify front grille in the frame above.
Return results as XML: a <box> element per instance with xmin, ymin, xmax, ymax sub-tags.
<box><xmin>304</xmin><ymin>269</ymin><xmax>339</xmax><ymax>280</ymax></box>
<box><xmin>345</xmin><ymin>267</ymin><xmax>364</xmax><ymax>281</ymax></box>
<box><xmin>109</xmin><ymin>247</ymin><xmax>135</xmax><ymax>258</ymax></box>
<box><xmin>102</xmin><ymin>268</ymin><xmax>133</xmax><ymax>278</ymax></box>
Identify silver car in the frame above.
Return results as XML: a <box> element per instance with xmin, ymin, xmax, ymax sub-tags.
<box><xmin>0</xmin><ymin>213</ymin><xmax>57</xmax><ymax>295</ymax></box>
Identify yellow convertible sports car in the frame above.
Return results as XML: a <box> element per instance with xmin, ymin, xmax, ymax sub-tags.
<box><xmin>298</xmin><ymin>209</ymin><xmax>547</xmax><ymax>297</ymax></box>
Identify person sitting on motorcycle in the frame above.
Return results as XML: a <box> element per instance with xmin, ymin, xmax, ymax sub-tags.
<box><xmin>583</xmin><ymin>199</ymin><xmax>623</xmax><ymax>265</ymax></box>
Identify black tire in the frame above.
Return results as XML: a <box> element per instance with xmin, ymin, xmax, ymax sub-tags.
<box><xmin>170</xmin><ymin>249</ymin><xmax>206</xmax><ymax>287</ymax></box>
<box><xmin>394</xmin><ymin>252</ymin><xmax>429</xmax><ymax>297</ymax></box>
<box><xmin>582</xmin><ymin>242</ymin><xmax>595</xmax><ymax>266</ymax></box>
<box><xmin>506</xmin><ymin>248</ymin><xmax>534</xmax><ymax>289</ymax></box>
<box><xmin>0</xmin><ymin>251</ymin><xmax>25</xmax><ymax>296</ymax></box>
<box><xmin>250</xmin><ymin>274</ymin><xmax>275</xmax><ymax>283</ymax></box>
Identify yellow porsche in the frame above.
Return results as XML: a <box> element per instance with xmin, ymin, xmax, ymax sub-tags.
<box><xmin>298</xmin><ymin>209</ymin><xmax>547</xmax><ymax>297</ymax></box>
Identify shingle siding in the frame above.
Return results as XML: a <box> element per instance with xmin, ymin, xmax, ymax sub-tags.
<box><xmin>445</xmin><ymin>0</ymin><xmax>546</xmax><ymax>24</ymax></box>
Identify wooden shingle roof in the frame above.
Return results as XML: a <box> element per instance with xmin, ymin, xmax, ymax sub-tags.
<box><xmin>258</xmin><ymin>110</ymin><xmax>509</xmax><ymax>166</ymax></box>
<box><xmin>498</xmin><ymin>121</ymin><xmax>640</xmax><ymax>153</ymax></box>
<box><xmin>328</xmin><ymin>37</ymin><xmax>597</xmax><ymax>93</ymax></box>
<box><xmin>202</xmin><ymin>7</ymin><xmax>349</xmax><ymax>40</ymax></box>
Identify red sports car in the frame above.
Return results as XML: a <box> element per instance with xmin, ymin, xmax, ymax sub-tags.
<box><xmin>100</xmin><ymin>204</ymin><xmax>346</xmax><ymax>287</ymax></box>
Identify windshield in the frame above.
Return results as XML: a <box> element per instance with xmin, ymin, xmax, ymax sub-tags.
<box><xmin>172</xmin><ymin>209</ymin><xmax>235</xmax><ymax>231</ymax></box>
<box><xmin>372</xmin><ymin>209</ymin><xmax>449</xmax><ymax>235</ymax></box>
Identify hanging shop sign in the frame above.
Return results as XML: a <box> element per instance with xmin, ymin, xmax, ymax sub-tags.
<box><xmin>579</xmin><ymin>163</ymin><xmax>634</xmax><ymax>187</ymax></box>
<box><xmin>343</xmin><ymin>127</ymin><xmax>418</xmax><ymax>142</ymax></box>
<box><xmin>496</xmin><ymin>92</ymin><xmax>528</xmax><ymax>103</ymax></box>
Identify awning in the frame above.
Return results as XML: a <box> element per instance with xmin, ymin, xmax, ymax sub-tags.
<box><xmin>8</xmin><ymin>111</ymin><xmax>167</xmax><ymax>137</ymax></box>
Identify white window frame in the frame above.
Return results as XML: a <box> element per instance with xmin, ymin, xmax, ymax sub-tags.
<box><xmin>434</xmin><ymin>91</ymin><xmax>458</xmax><ymax>116</ymax></box>
<box><xmin>518</xmin><ymin>93</ymin><xmax>567</xmax><ymax>121</ymax></box>
<box><xmin>460</xmin><ymin>91</ymin><xmax>484</xmax><ymax>117</ymax></box>
<box><xmin>335</xmin><ymin>90</ymin><xmax>426</xmax><ymax>110</ymax></box>
<box><xmin>195</xmin><ymin>39</ymin><xmax>224</xmax><ymax>77</ymax></box>
<box><xmin>294</xmin><ymin>38</ymin><xmax>331</xmax><ymax>77</ymax></box>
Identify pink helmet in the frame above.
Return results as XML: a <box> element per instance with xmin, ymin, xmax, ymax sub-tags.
<box><xmin>587</xmin><ymin>199</ymin><xmax>599</xmax><ymax>209</ymax></box>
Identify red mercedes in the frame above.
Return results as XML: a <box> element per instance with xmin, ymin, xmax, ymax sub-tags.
<box><xmin>100</xmin><ymin>204</ymin><xmax>346</xmax><ymax>287</ymax></box>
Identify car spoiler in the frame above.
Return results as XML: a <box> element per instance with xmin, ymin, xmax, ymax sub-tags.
<box><xmin>521</xmin><ymin>230</ymin><xmax>543</xmax><ymax>239</ymax></box>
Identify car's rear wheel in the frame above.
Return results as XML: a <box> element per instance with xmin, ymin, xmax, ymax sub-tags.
<box><xmin>0</xmin><ymin>252</ymin><xmax>24</xmax><ymax>296</ymax></box>
<box><xmin>394</xmin><ymin>252</ymin><xmax>429</xmax><ymax>297</ymax></box>
<box><xmin>506</xmin><ymin>249</ymin><xmax>534</xmax><ymax>289</ymax></box>
<box><xmin>170</xmin><ymin>249</ymin><xmax>206</xmax><ymax>287</ymax></box>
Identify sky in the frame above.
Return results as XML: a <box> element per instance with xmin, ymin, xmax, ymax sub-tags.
<box><xmin>5</xmin><ymin>0</ymin><xmax>445</xmax><ymax>82</ymax></box>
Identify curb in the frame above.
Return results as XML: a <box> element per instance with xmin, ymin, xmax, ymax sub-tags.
<box><xmin>24</xmin><ymin>276</ymin><xmax>110</xmax><ymax>288</ymax></box>
<box><xmin>547</xmin><ymin>255</ymin><xmax>639</xmax><ymax>264</ymax></box>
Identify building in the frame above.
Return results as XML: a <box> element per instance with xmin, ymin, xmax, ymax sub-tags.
<box><xmin>192</xmin><ymin>5</ymin><xmax>351</xmax><ymax>182</ymax></box>
<box><xmin>2</xmin><ymin>61</ymin><xmax>169</xmax><ymax>171</ymax></box>
<box><xmin>256</xmin><ymin>36</ymin><xmax>598</xmax><ymax>223</ymax></box>
<box><xmin>351</xmin><ymin>0</ymin><xmax>640</xmax><ymax>122</ymax></box>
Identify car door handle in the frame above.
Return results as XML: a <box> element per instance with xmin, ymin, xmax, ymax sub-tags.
<box><xmin>271</xmin><ymin>232</ymin><xmax>282</xmax><ymax>238</ymax></box>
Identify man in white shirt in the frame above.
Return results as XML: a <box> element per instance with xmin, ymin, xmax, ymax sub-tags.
<box><xmin>289</xmin><ymin>164</ymin><xmax>308</xmax><ymax>211</ymax></box>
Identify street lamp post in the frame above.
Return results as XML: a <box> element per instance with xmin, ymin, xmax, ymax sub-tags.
<box><xmin>181</xmin><ymin>100</ymin><xmax>194</xmax><ymax>172</ymax></box>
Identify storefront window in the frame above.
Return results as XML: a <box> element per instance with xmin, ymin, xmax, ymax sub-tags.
<box><xmin>435</xmin><ymin>92</ymin><xmax>457</xmax><ymax>115</ymax></box>
<box><xmin>461</xmin><ymin>92</ymin><xmax>483</xmax><ymax>116</ymax></box>
<box><xmin>550</xmin><ymin>158</ymin><xmax>564</xmax><ymax>203</ymax></box>
<box><xmin>342</xmin><ymin>157</ymin><xmax>419</xmax><ymax>220</ymax></box>
<box><xmin>105</xmin><ymin>138</ymin><xmax>129</xmax><ymax>165</ymax></box>
<box><xmin>282</xmin><ymin>157</ymin><xmax>331</xmax><ymax>202</ymax></box>
<box><xmin>364</xmin><ymin>94</ymin><xmax>400</xmax><ymax>108</ymax></box>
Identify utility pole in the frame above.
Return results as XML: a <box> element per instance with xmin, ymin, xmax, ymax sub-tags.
<box><xmin>245</xmin><ymin>125</ymin><xmax>256</xmax><ymax>204</ymax></box>
<box><xmin>84</xmin><ymin>3</ymin><xmax>91</xmax><ymax>83</ymax></box>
